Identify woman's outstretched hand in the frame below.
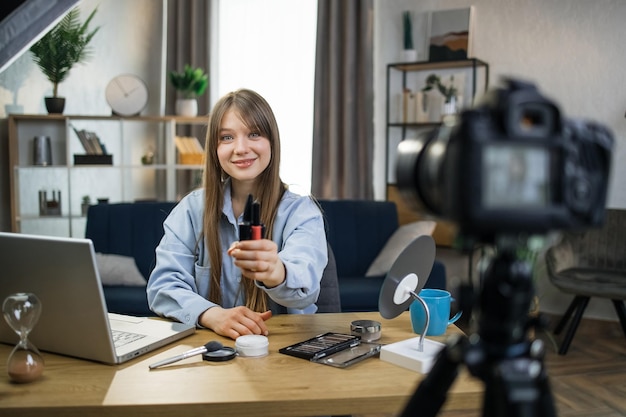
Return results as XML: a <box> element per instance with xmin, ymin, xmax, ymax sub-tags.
<box><xmin>199</xmin><ymin>306</ymin><xmax>272</xmax><ymax>340</ymax></box>
<box><xmin>228</xmin><ymin>239</ymin><xmax>286</xmax><ymax>288</ymax></box>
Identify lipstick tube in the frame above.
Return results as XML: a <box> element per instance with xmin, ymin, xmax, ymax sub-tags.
<box><xmin>239</xmin><ymin>194</ymin><xmax>265</xmax><ymax>240</ymax></box>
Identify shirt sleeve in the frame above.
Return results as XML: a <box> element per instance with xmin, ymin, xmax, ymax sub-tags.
<box><xmin>260</xmin><ymin>194</ymin><xmax>328</xmax><ymax>312</ymax></box>
<box><xmin>146</xmin><ymin>192</ymin><xmax>215</xmax><ymax>326</ymax></box>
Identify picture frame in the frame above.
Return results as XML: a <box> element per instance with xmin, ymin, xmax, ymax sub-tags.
<box><xmin>428</xmin><ymin>7</ymin><xmax>474</xmax><ymax>62</ymax></box>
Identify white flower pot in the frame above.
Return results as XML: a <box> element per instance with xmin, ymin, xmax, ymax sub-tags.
<box><xmin>401</xmin><ymin>49</ymin><xmax>418</xmax><ymax>63</ymax></box>
<box><xmin>175</xmin><ymin>98</ymin><xmax>198</xmax><ymax>117</ymax></box>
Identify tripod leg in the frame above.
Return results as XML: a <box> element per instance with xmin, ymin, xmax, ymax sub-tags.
<box><xmin>400</xmin><ymin>335</ymin><xmax>465</xmax><ymax>417</ymax></box>
<box><xmin>483</xmin><ymin>357</ymin><xmax>557</xmax><ymax>417</ymax></box>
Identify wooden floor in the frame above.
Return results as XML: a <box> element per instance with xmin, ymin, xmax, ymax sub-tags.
<box><xmin>359</xmin><ymin>315</ymin><xmax>626</xmax><ymax>417</ymax></box>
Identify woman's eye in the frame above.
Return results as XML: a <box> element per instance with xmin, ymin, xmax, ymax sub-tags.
<box><xmin>220</xmin><ymin>135</ymin><xmax>233</xmax><ymax>141</ymax></box>
<box><xmin>249</xmin><ymin>132</ymin><xmax>260</xmax><ymax>139</ymax></box>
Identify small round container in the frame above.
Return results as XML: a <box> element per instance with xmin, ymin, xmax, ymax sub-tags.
<box><xmin>351</xmin><ymin>319</ymin><xmax>382</xmax><ymax>342</ymax></box>
<box><xmin>203</xmin><ymin>347</ymin><xmax>237</xmax><ymax>362</ymax></box>
<box><xmin>235</xmin><ymin>335</ymin><xmax>269</xmax><ymax>357</ymax></box>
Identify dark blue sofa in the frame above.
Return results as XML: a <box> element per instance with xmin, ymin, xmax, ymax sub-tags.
<box><xmin>318</xmin><ymin>200</ymin><xmax>446</xmax><ymax>312</ymax></box>
<box><xmin>85</xmin><ymin>200</ymin><xmax>446</xmax><ymax>316</ymax></box>
<box><xmin>85</xmin><ymin>202</ymin><xmax>175</xmax><ymax>316</ymax></box>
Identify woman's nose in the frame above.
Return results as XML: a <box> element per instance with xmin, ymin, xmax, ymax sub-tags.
<box><xmin>233</xmin><ymin>136</ymin><xmax>249</xmax><ymax>154</ymax></box>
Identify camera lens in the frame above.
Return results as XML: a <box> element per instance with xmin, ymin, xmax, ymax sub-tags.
<box><xmin>396</xmin><ymin>126</ymin><xmax>450</xmax><ymax>216</ymax></box>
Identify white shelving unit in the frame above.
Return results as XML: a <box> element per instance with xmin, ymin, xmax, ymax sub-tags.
<box><xmin>8</xmin><ymin>114</ymin><xmax>207</xmax><ymax>237</ymax></box>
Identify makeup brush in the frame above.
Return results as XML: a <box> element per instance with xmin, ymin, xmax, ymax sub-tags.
<box><xmin>149</xmin><ymin>341</ymin><xmax>224</xmax><ymax>369</ymax></box>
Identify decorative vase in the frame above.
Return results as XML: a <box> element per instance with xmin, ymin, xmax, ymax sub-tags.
<box><xmin>5</xmin><ymin>104</ymin><xmax>23</xmax><ymax>115</ymax></box>
<box><xmin>424</xmin><ymin>88</ymin><xmax>444</xmax><ymax>122</ymax></box>
<box><xmin>44</xmin><ymin>97</ymin><xmax>65</xmax><ymax>114</ymax></box>
<box><xmin>175</xmin><ymin>98</ymin><xmax>198</xmax><ymax>117</ymax></box>
<box><xmin>401</xmin><ymin>49</ymin><xmax>418</xmax><ymax>63</ymax></box>
<box><xmin>442</xmin><ymin>96</ymin><xmax>458</xmax><ymax>116</ymax></box>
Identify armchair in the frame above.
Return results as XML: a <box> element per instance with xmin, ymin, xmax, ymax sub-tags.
<box><xmin>545</xmin><ymin>208</ymin><xmax>626</xmax><ymax>354</ymax></box>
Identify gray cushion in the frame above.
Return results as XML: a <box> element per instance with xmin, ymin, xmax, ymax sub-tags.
<box><xmin>95</xmin><ymin>253</ymin><xmax>147</xmax><ymax>287</ymax></box>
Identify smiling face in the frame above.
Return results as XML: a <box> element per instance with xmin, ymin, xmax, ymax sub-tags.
<box><xmin>217</xmin><ymin>109</ymin><xmax>272</xmax><ymax>188</ymax></box>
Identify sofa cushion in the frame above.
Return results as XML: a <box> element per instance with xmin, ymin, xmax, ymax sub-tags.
<box><xmin>318</xmin><ymin>200</ymin><xmax>398</xmax><ymax>277</ymax></box>
<box><xmin>85</xmin><ymin>202</ymin><xmax>177</xmax><ymax>279</ymax></box>
<box><xmin>95</xmin><ymin>253</ymin><xmax>147</xmax><ymax>286</ymax></box>
<box><xmin>365</xmin><ymin>220</ymin><xmax>436</xmax><ymax>277</ymax></box>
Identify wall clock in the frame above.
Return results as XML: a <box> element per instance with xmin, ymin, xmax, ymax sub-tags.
<box><xmin>105</xmin><ymin>74</ymin><xmax>149</xmax><ymax>116</ymax></box>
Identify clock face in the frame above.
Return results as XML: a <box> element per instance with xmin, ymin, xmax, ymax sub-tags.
<box><xmin>105</xmin><ymin>74</ymin><xmax>149</xmax><ymax>116</ymax></box>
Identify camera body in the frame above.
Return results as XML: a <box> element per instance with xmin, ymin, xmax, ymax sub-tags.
<box><xmin>396</xmin><ymin>78</ymin><xmax>614</xmax><ymax>242</ymax></box>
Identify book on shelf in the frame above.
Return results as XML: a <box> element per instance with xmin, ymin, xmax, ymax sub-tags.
<box><xmin>174</xmin><ymin>136</ymin><xmax>204</xmax><ymax>165</ymax></box>
<box><xmin>71</xmin><ymin>125</ymin><xmax>107</xmax><ymax>155</ymax></box>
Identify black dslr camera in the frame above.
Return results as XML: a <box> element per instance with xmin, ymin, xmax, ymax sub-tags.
<box><xmin>396</xmin><ymin>78</ymin><xmax>614</xmax><ymax>242</ymax></box>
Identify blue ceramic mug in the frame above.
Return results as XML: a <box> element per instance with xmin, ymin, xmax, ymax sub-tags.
<box><xmin>410</xmin><ymin>289</ymin><xmax>462</xmax><ymax>336</ymax></box>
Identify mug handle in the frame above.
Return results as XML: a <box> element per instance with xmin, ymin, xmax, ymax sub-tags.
<box><xmin>448</xmin><ymin>310</ymin><xmax>462</xmax><ymax>325</ymax></box>
<box><xmin>448</xmin><ymin>296</ymin><xmax>462</xmax><ymax>325</ymax></box>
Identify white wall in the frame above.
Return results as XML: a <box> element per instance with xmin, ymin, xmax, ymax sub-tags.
<box><xmin>0</xmin><ymin>0</ymin><xmax>164</xmax><ymax>117</ymax></box>
<box><xmin>373</xmin><ymin>0</ymin><xmax>626</xmax><ymax>321</ymax></box>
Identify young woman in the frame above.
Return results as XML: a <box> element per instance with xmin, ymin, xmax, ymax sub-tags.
<box><xmin>147</xmin><ymin>89</ymin><xmax>327</xmax><ymax>340</ymax></box>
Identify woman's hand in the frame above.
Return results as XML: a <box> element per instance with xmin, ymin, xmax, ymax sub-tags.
<box><xmin>199</xmin><ymin>306</ymin><xmax>272</xmax><ymax>340</ymax></box>
<box><xmin>228</xmin><ymin>239</ymin><xmax>286</xmax><ymax>288</ymax></box>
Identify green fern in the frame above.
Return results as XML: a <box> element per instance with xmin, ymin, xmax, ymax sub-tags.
<box><xmin>169</xmin><ymin>65</ymin><xmax>208</xmax><ymax>99</ymax></box>
<box><xmin>30</xmin><ymin>8</ymin><xmax>100</xmax><ymax>97</ymax></box>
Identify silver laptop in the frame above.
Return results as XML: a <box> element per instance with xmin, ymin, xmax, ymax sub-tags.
<box><xmin>0</xmin><ymin>232</ymin><xmax>195</xmax><ymax>364</ymax></box>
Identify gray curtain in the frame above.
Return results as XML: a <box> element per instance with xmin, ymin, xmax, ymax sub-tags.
<box><xmin>166</xmin><ymin>0</ymin><xmax>211</xmax><ymax>118</ymax></box>
<box><xmin>311</xmin><ymin>0</ymin><xmax>374</xmax><ymax>200</ymax></box>
<box><xmin>165</xmin><ymin>0</ymin><xmax>211</xmax><ymax>196</ymax></box>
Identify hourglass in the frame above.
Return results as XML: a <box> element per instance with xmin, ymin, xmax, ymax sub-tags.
<box><xmin>2</xmin><ymin>293</ymin><xmax>44</xmax><ymax>383</ymax></box>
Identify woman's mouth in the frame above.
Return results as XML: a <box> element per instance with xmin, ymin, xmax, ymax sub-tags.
<box><xmin>232</xmin><ymin>158</ymin><xmax>255</xmax><ymax>168</ymax></box>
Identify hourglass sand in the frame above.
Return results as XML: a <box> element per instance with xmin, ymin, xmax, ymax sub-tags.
<box><xmin>2</xmin><ymin>293</ymin><xmax>45</xmax><ymax>383</ymax></box>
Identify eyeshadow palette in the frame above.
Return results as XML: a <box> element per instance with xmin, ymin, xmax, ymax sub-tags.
<box><xmin>279</xmin><ymin>332</ymin><xmax>360</xmax><ymax>361</ymax></box>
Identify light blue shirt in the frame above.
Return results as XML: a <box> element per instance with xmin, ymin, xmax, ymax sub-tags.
<box><xmin>147</xmin><ymin>184</ymin><xmax>328</xmax><ymax>326</ymax></box>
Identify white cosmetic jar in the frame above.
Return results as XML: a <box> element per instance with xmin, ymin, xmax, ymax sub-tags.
<box><xmin>350</xmin><ymin>320</ymin><xmax>382</xmax><ymax>342</ymax></box>
<box><xmin>235</xmin><ymin>335</ymin><xmax>269</xmax><ymax>357</ymax></box>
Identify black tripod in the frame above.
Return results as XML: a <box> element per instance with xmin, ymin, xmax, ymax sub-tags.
<box><xmin>400</xmin><ymin>244</ymin><xmax>557</xmax><ymax>417</ymax></box>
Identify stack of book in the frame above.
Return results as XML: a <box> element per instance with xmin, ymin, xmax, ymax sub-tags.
<box><xmin>72</xmin><ymin>126</ymin><xmax>112</xmax><ymax>165</ymax></box>
<box><xmin>175</xmin><ymin>136</ymin><xmax>204</xmax><ymax>165</ymax></box>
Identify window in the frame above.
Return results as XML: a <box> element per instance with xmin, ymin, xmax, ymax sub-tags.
<box><xmin>213</xmin><ymin>0</ymin><xmax>318</xmax><ymax>195</ymax></box>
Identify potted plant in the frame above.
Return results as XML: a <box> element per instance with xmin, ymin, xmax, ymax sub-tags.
<box><xmin>81</xmin><ymin>195</ymin><xmax>91</xmax><ymax>216</ymax></box>
<box><xmin>401</xmin><ymin>11</ymin><xmax>417</xmax><ymax>62</ymax></box>
<box><xmin>422</xmin><ymin>74</ymin><xmax>457</xmax><ymax>103</ymax></box>
<box><xmin>29</xmin><ymin>7</ymin><xmax>100</xmax><ymax>114</ymax></box>
<box><xmin>422</xmin><ymin>74</ymin><xmax>459</xmax><ymax>120</ymax></box>
<box><xmin>168</xmin><ymin>64</ymin><xmax>208</xmax><ymax>117</ymax></box>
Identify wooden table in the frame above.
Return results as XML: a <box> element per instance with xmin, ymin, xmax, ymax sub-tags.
<box><xmin>0</xmin><ymin>312</ymin><xmax>482</xmax><ymax>417</ymax></box>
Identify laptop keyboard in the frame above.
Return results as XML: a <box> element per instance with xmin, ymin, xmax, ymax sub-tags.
<box><xmin>112</xmin><ymin>329</ymin><xmax>146</xmax><ymax>347</ymax></box>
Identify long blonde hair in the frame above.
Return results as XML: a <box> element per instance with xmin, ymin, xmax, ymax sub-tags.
<box><xmin>202</xmin><ymin>89</ymin><xmax>286</xmax><ymax>312</ymax></box>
